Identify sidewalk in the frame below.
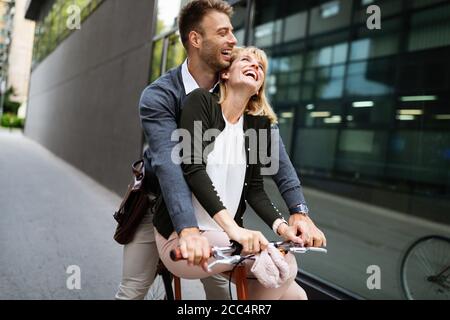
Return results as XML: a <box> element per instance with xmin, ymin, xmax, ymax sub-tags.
<box><xmin>0</xmin><ymin>129</ymin><xmax>205</xmax><ymax>299</ymax></box>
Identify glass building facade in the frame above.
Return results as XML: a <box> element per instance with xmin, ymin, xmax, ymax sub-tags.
<box><xmin>32</xmin><ymin>0</ymin><xmax>103</xmax><ymax>66</ymax></box>
<box><xmin>149</xmin><ymin>0</ymin><xmax>450</xmax><ymax>300</ymax></box>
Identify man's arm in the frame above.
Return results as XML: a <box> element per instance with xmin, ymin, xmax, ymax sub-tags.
<box><xmin>139</xmin><ymin>85</ymin><xmax>198</xmax><ymax>234</ymax></box>
<box><xmin>270</xmin><ymin>124</ymin><xmax>308</xmax><ymax>215</ymax></box>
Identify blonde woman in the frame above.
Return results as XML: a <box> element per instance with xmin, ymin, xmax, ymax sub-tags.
<box><xmin>153</xmin><ymin>47</ymin><xmax>307</xmax><ymax>300</ymax></box>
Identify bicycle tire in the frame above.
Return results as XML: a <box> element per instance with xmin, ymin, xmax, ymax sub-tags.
<box><xmin>400</xmin><ymin>235</ymin><xmax>450</xmax><ymax>300</ymax></box>
<box><xmin>147</xmin><ymin>274</ymin><xmax>167</xmax><ymax>300</ymax></box>
<box><xmin>147</xmin><ymin>260</ymin><xmax>175</xmax><ymax>300</ymax></box>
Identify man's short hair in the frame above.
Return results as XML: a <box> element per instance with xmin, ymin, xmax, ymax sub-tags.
<box><xmin>178</xmin><ymin>0</ymin><xmax>233</xmax><ymax>50</ymax></box>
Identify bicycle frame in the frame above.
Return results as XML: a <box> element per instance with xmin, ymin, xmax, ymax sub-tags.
<box><xmin>169</xmin><ymin>241</ymin><xmax>327</xmax><ymax>300</ymax></box>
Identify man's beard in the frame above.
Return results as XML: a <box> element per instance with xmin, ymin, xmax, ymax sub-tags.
<box><xmin>200</xmin><ymin>39</ymin><xmax>230</xmax><ymax>72</ymax></box>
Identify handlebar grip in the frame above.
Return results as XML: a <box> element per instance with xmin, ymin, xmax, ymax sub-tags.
<box><xmin>170</xmin><ymin>248</ymin><xmax>184</xmax><ymax>261</ymax></box>
<box><xmin>170</xmin><ymin>247</ymin><xmax>218</xmax><ymax>261</ymax></box>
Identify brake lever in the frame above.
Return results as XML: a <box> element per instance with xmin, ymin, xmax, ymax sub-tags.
<box><xmin>274</xmin><ymin>241</ymin><xmax>327</xmax><ymax>254</ymax></box>
<box><xmin>290</xmin><ymin>246</ymin><xmax>327</xmax><ymax>254</ymax></box>
<box><xmin>207</xmin><ymin>255</ymin><xmax>243</xmax><ymax>271</ymax></box>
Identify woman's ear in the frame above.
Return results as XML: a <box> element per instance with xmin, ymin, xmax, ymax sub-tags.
<box><xmin>220</xmin><ymin>70</ymin><xmax>230</xmax><ymax>80</ymax></box>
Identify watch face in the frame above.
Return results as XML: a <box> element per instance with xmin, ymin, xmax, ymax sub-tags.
<box><xmin>299</xmin><ymin>204</ymin><xmax>309</xmax><ymax>214</ymax></box>
<box><xmin>291</xmin><ymin>204</ymin><xmax>309</xmax><ymax>215</ymax></box>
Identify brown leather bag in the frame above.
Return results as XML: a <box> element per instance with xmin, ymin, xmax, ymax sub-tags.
<box><xmin>113</xmin><ymin>159</ymin><xmax>156</xmax><ymax>245</ymax></box>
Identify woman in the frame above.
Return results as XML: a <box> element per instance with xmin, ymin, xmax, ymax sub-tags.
<box><xmin>153</xmin><ymin>46</ymin><xmax>307</xmax><ymax>299</ymax></box>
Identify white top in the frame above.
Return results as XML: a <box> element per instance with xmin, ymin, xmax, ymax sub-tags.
<box><xmin>181</xmin><ymin>59</ymin><xmax>218</xmax><ymax>94</ymax></box>
<box><xmin>192</xmin><ymin>114</ymin><xmax>247</xmax><ymax>231</ymax></box>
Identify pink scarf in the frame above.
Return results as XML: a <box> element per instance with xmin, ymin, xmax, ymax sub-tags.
<box><xmin>250</xmin><ymin>244</ymin><xmax>291</xmax><ymax>288</ymax></box>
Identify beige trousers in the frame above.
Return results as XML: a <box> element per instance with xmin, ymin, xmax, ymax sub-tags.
<box><xmin>155</xmin><ymin>229</ymin><xmax>308</xmax><ymax>300</ymax></box>
<box><xmin>114</xmin><ymin>212</ymin><xmax>230</xmax><ymax>300</ymax></box>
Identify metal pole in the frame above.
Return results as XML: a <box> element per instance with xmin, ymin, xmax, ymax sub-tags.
<box><xmin>0</xmin><ymin>0</ymin><xmax>13</xmax><ymax>119</ymax></box>
<box><xmin>0</xmin><ymin>78</ymin><xmax>5</xmax><ymax>118</ymax></box>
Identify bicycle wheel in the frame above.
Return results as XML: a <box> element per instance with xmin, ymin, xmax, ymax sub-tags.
<box><xmin>401</xmin><ymin>235</ymin><xmax>450</xmax><ymax>300</ymax></box>
<box><xmin>147</xmin><ymin>274</ymin><xmax>167</xmax><ymax>300</ymax></box>
<box><xmin>147</xmin><ymin>260</ymin><xmax>175</xmax><ymax>300</ymax></box>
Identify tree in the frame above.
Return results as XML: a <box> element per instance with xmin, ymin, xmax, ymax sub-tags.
<box><xmin>2</xmin><ymin>87</ymin><xmax>21</xmax><ymax>115</ymax></box>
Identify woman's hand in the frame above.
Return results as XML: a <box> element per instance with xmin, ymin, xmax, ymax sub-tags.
<box><xmin>178</xmin><ymin>227</ymin><xmax>211</xmax><ymax>272</ymax></box>
<box><xmin>213</xmin><ymin>209</ymin><xmax>269</xmax><ymax>254</ymax></box>
<box><xmin>226</xmin><ymin>225</ymin><xmax>269</xmax><ymax>255</ymax></box>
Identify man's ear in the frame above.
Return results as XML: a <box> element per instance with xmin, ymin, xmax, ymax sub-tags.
<box><xmin>188</xmin><ymin>30</ymin><xmax>201</xmax><ymax>49</ymax></box>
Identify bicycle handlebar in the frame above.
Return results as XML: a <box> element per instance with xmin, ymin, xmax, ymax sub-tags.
<box><xmin>170</xmin><ymin>241</ymin><xmax>326</xmax><ymax>262</ymax></box>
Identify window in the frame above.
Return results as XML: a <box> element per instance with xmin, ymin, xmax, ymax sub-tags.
<box><xmin>245</xmin><ymin>0</ymin><xmax>450</xmax><ymax>301</ymax></box>
<box><xmin>32</xmin><ymin>0</ymin><xmax>105</xmax><ymax>67</ymax></box>
<box><xmin>309</xmin><ymin>0</ymin><xmax>352</xmax><ymax>36</ymax></box>
<box><xmin>254</xmin><ymin>19</ymin><xmax>283</xmax><ymax>48</ymax></box>
<box><xmin>320</xmin><ymin>1</ymin><xmax>340</xmax><ymax>19</ymax></box>
<box><xmin>336</xmin><ymin>129</ymin><xmax>389</xmax><ymax>177</ymax></box>
<box><xmin>154</xmin><ymin>0</ymin><xmax>181</xmax><ymax>36</ymax></box>
<box><xmin>231</xmin><ymin>0</ymin><xmax>247</xmax><ymax>45</ymax></box>
<box><xmin>283</xmin><ymin>11</ymin><xmax>308</xmax><ymax>43</ymax></box>
<box><xmin>354</xmin><ymin>0</ymin><xmax>402</xmax><ymax>24</ymax></box>
<box><xmin>150</xmin><ymin>39</ymin><xmax>163</xmax><ymax>83</ymax></box>
<box><xmin>166</xmin><ymin>33</ymin><xmax>186</xmax><ymax>72</ymax></box>
<box><xmin>346</xmin><ymin>59</ymin><xmax>395</xmax><ymax>96</ymax></box>
<box><xmin>408</xmin><ymin>4</ymin><xmax>450</xmax><ymax>52</ymax></box>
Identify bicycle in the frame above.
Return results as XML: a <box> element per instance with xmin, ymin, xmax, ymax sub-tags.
<box><xmin>147</xmin><ymin>260</ymin><xmax>175</xmax><ymax>300</ymax></box>
<box><xmin>400</xmin><ymin>235</ymin><xmax>450</xmax><ymax>300</ymax></box>
<box><xmin>168</xmin><ymin>240</ymin><xmax>327</xmax><ymax>300</ymax></box>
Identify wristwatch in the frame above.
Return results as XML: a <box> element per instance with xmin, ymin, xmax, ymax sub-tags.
<box><xmin>289</xmin><ymin>203</ymin><xmax>309</xmax><ymax>216</ymax></box>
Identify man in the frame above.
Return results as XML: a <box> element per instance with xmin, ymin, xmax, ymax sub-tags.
<box><xmin>115</xmin><ymin>0</ymin><xmax>325</xmax><ymax>300</ymax></box>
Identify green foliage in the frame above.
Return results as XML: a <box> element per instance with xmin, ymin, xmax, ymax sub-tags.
<box><xmin>1</xmin><ymin>87</ymin><xmax>21</xmax><ymax>115</ymax></box>
<box><xmin>150</xmin><ymin>26</ymin><xmax>186</xmax><ymax>83</ymax></box>
<box><xmin>1</xmin><ymin>113</ymin><xmax>24</xmax><ymax>128</ymax></box>
<box><xmin>33</xmin><ymin>0</ymin><xmax>104</xmax><ymax>64</ymax></box>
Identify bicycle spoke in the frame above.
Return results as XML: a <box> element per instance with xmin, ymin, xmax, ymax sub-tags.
<box><xmin>148</xmin><ymin>274</ymin><xmax>167</xmax><ymax>300</ymax></box>
<box><xmin>413</xmin><ymin>247</ymin><xmax>434</xmax><ymax>276</ymax></box>
<box><xmin>439</xmin><ymin>240</ymin><xmax>450</xmax><ymax>272</ymax></box>
<box><xmin>403</xmin><ymin>236</ymin><xmax>450</xmax><ymax>300</ymax></box>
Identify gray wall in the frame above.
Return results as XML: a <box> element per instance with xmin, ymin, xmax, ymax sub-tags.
<box><xmin>25</xmin><ymin>0</ymin><xmax>156</xmax><ymax>195</ymax></box>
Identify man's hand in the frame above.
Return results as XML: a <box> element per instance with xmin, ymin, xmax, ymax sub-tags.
<box><xmin>288</xmin><ymin>214</ymin><xmax>326</xmax><ymax>247</ymax></box>
<box><xmin>178</xmin><ymin>227</ymin><xmax>211</xmax><ymax>272</ymax></box>
<box><xmin>277</xmin><ymin>223</ymin><xmax>304</xmax><ymax>245</ymax></box>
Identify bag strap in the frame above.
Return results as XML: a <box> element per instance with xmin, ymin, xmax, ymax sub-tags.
<box><xmin>117</xmin><ymin>159</ymin><xmax>146</xmax><ymax>211</ymax></box>
<box><xmin>131</xmin><ymin>159</ymin><xmax>145</xmax><ymax>191</ymax></box>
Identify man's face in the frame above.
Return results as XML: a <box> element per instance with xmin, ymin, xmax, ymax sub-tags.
<box><xmin>197</xmin><ymin>10</ymin><xmax>237</xmax><ymax>72</ymax></box>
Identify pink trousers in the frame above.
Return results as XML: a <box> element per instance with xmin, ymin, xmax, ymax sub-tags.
<box><xmin>155</xmin><ymin>229</ymin><xmax>308</xmax><ymax>300</ymax></box>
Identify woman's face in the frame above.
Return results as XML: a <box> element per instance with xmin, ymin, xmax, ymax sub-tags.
<box><xmin>223</xmin><ymin>51</ymin><xmax>265</xmax><ymax>95</ymax></box>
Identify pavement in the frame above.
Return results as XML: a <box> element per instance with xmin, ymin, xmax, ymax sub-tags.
<box><xmin>0</xmin><ymin>128</ymin><xmax>205</xmax><ymax>299</ymax></box>
<box><xmin>1</xmin><ymin>127</ymin><xmax>449</xmax><ymax>300</ymax></box>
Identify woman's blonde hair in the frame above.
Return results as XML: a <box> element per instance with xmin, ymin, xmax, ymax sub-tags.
<box><xmin>218</xmin><ymin>46</ymin><xmax>278</xmax><ymax>124</ymax></box>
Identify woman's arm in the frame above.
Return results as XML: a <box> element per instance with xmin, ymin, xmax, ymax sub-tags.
<box><xmin>246</xmin><ymin>118</ymin><xmax>286</xmax><ymax>230</ymax></box>
<box><xmin>180</xmin><ymin>89</ymin><xmax>269</xmax><ymax>253</ymax></box>
<box><xmin>179</xmin><ymin>88</ymin><xmax>227</xmax><ymax>218</ymax></box>
<box><xmin>213</xmin><ymin>209</ymin><xmax>268</xmax><ymax>253</ymax></box>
